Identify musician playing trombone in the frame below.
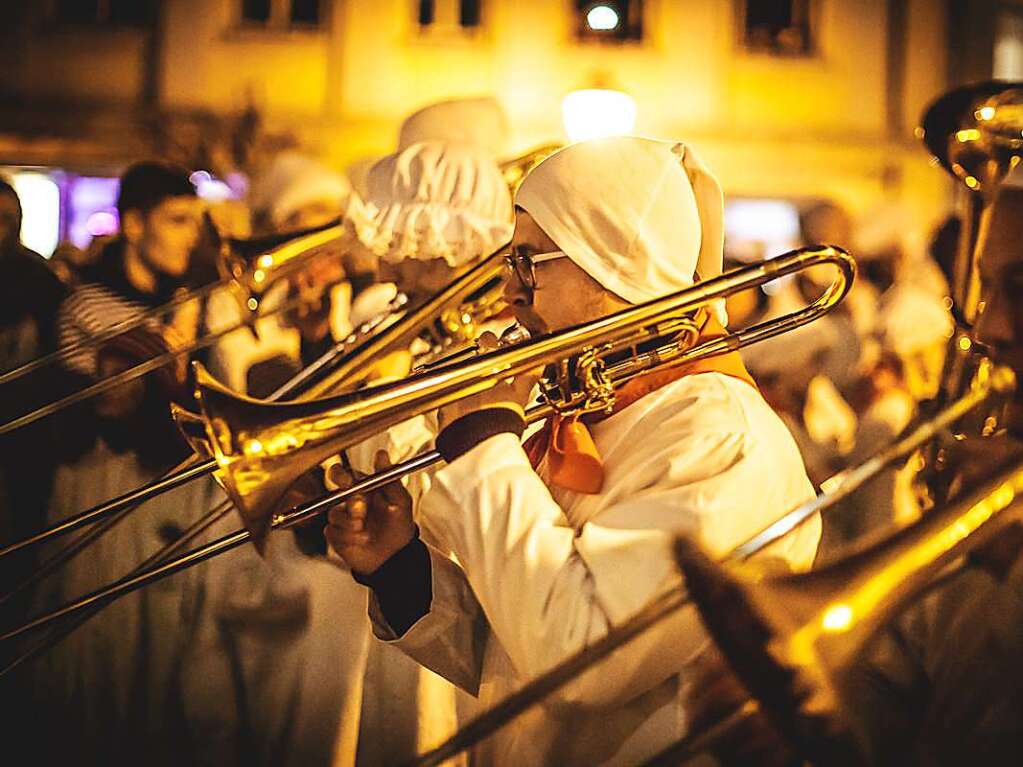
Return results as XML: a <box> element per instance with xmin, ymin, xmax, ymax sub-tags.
<box><xmin>326</xmin><ymin>137</ymin><xmax>823</xmax><ymax>765</ymax></box>
<box><xmin>836</xmin><ymin>191</ymin><xmax>1023</xmax><ymax>766</ymax></box>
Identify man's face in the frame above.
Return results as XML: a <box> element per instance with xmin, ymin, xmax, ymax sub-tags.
<box><xmin>137</xmin><ymin>196</ymin><xmax>202</xmax><ymax>277</ymax></box>
<box><xmin>974</xmin><ymin>245</ymin><xmax>1023</xmax><ymax>406</ymax></box>
<box><xmin>504</xmin><ymin>209</ymin><xmax>622</xmax><ymax>336</ymax></box>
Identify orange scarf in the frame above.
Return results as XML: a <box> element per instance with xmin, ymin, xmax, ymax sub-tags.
<box><xmin>523</xmin><ymin>322</ymin><xmax>757</xmax><ymax>495</ymax></box>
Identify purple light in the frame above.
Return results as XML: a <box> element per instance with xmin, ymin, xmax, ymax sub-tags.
<box><xmin>86</xmin><ymin>210</ymin><xmax>118</xmax><ymax>237</ymax></box>
<box><xmin>67</xmin><ymin>176</ymin><xmax>120</xmax><ymax>249</ymax></box>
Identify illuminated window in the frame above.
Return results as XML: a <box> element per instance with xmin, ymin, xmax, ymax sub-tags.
<box><xmin>575</xmin><ymin>1</ymin><xmax>643</xmax><ymax>42</ymax></box>
<box><xmin>241</xmin><ymin>0</ymin><xmax>321</xmax><ymax>28</ymax></box>
<box><xmin>740</xmin><ymin>0</ymin><xmax>813</xmax><ymax>56</ymax></box>
<box><xmin>417</xmin><ymin>0</ymin><xmax>482</xmax><ymax>29</ymax></box>
<box><xmin>52</xmin><ymin>0</ymin><xmax>157</xmax><ymax>26</ymax></box>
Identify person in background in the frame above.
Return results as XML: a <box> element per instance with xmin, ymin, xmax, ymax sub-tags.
<box><xmin>30</xmin><ymin>161</ymin><xmax>226</xmax><ymax>767</ymax></box>
<box><xmin>336</xmin><ymin>137</ymin><xmax>514</xmax><ymax>767</ymax></box>
<box><xmin>347</xmin><ymin>95</ymin><xmax>510</xmax><ymax>201</ymax></box>
<box><xmin>0</xmin><ymin>177</ymin><xmax>67</xmax><ymax>620</ymax></box>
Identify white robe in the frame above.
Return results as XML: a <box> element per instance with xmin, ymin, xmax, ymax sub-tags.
<box><xmin>370</xmin><ymin>371</ymin><xmax>820</xmax><ymax>766</ymax></box>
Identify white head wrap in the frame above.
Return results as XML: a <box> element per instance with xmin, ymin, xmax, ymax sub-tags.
<box><xmin>355</xmin><ymin>141</ymin><xmax>513</xmax><ymax>267</ymax></box>
<box><xmin>251</xmin><ymin>152</ymin><xmax>352</xmax><ymax>230</ymax></box>
<box><xmin>515</xmin><ymin>137</ymin><xmax>725</xmax><ymax>317</ymax></box>
<box><xmin>398</xmin><ymin>96</ymin><xmax>510</xmax><ymax>158</ymax></box>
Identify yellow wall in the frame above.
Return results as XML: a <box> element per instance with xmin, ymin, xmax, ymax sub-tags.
<box><xmin>0</xmin><ymin>27</ymin><xmax>146</xmax><ymax>104</ymax></box>
<box><xmin>0</xmin><ymin>0</ymin><xmax>957</xmax><ymax>246</ymax></box>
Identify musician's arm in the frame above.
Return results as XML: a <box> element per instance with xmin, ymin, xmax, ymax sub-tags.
<box><xmin>417</xmin><ymin>427</ymin><xmax>769</xmax><ymax>710</ymax></box>
<box><xmin>362</xmin><ymin>538</ymin><xmax>488</xmax><ymax>696</ymax></box>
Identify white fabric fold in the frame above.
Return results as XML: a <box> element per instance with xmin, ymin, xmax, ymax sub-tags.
<box><xmin>515</xmin><ymin>137</ymin><xmax>725</xmax><ymax>322</ymax></box>
<box><xmin>356</xmin><ymin>141</ymin><xmax>513</xmax><ymax>267</ymax></box>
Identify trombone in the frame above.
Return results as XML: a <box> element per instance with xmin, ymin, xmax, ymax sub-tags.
<box><xmin>499</xmin><ymin>143</ymin><xmax>562</xmax><ymax>193</ymax></box>
<box><xmin>0</xmin><ymin>247</ymin><xmax>507</xmax><ymax>562</ymax></box>
<box><xmin>0</xmin><ymin>219</ymin><xmax>354</xmax><ymax>436</ymax></box>
<box><xmin>0</xmin><ymin>244</ymin><xmax>855</xmax><ymax>644</ymax></box>
<box><xmin>921</xmin><ymin>81</ymin><xmax>1023</xmax><ymax>422</ymax></box>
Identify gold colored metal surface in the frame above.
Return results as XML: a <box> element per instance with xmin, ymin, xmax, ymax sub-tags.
<box><xmin>920</xmin><ymin>82</ymin><xmax>1023</xmax><ymax>331</ymax></box>
<box><xmin>195</xmin><ymin>245</ymin><xmax>855</xmax><ymax>547</ymax></box>
<box><xmin>499</xmin><ymin>143</ymin><xmax>562</xmax><ymax>193</ymax></box>
<box><xmin>0</xmin><ymin>220</ymin><xmax>354</xmax><ymax>435</ymax></box>
<box><xmin>674</xmin><ymin>365</ymin><xmax>1023</xmax><ymax>763</ymax></box>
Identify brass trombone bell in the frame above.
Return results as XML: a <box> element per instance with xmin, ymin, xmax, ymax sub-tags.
<box><xmin>193</xmin><ymin>245</ymin><xmax>856</xmax><ymax>549</ymax></box>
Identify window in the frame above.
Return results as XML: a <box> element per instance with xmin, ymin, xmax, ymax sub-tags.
<box><xmin>52</xmin><ymin>0</ymin><xmax>157</xmax><ymax>26</ymax></box>
<box><xmin>574</xmin><ymin>1</ymin><xmax>644</xmax><ymax>43</ymax></box>
<box><xmin>241</xmin><ymin>0</ymin><xmax>321</xmax><ymax>29</ymax></box>
<box><xmin>740</xmin><ymin>0</ymin><xmax>813</xmax><ymax>56</ymax></box>
<box><xmin>417</xmin><ymin>0</ymin><xmax>482</xmax><ymax>30</ymax></box>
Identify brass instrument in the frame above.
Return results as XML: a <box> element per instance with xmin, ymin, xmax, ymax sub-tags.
<box><xmin>194</xmin><ymin>246</ymin><xmax>854</xmax><ymax>546</ymax></box>
<box><xmin>0</xmin><ymin>248</ymin><xmax>505</xmax><ymax>561</ymax></box>
<box><xmin>499</xmin><ymin>143</ymin><xmax>562</xmax><ymax>193</ymax></box>
<box><xmin>922</xmin><ymin>82</ymin><xmax>1023</xmax><ymax>412</ymax></box>
<box><xmin>0</xmin><ymin>247</ymin><xmax>504</xmax><ymax>675</ymax></box>
<box><xmin>0</xmin><ymin>219</ymin><xmax>353</xmax><ymax>436</ymax></box>
<box><xmin>669</xmin><ymin>405</ymin><xmax>1021</xmax><ymax>764</ymax></box>
<box><xmin>1</xmin><ymin>245</ymin><xmax>854</xmax><ymax>643</ymax></box>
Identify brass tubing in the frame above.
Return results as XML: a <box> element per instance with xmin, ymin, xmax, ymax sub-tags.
<box><xmin>0</xmin><ymin>499</ymin><xmax>234</xmax><ymax>678</ymax></box>
<box><xmin>0</xmin><ymin>291</ymin><xmax>310</xmax><ymax>436</ymax></box>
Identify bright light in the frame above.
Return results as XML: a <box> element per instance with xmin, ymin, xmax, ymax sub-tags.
<box><xmin>561</xmin><ymin>89</ymin><xmax>637</xmax><ymax>142</ymax></box>
<box><xmin>586</xmin><ymin>4</ymin><xmax>619</xmax><ymax>31</ymax></box>
<box><xmin>976</xmin><ymin>106</ymin><xmax>996</xmax><ymax>121</ymax></box>
<box><xmin>85</xmin><ymin>211</ymin><xmax>118</xmax><ymax>237</ymax></box>
<box><xmin>12</xmin><ymin>172</ymin><xmax>60</xmax><ymax>257</ymax></box>
<box><xmin>821</xmin><ymin>604</ymin><xmax>854</xmax><ymax>633</ymax></box>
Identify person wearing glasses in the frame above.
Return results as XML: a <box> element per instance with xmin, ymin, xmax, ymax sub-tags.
<box><xmin>325</xmin><ymin>137</ymin><xmax>820</xmax><ymax>765</ymax></box>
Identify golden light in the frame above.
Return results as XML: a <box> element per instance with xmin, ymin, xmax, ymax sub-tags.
<box><xmin>258</xmin><ymin>255</ymin><xmax>274</xmax><ymax>269</ymax></box>
<box><xmin>956</xmin><ymin>128</ymin><xmax>981</xmax><ymax>142</ymax></box>
<box><xmin>821</xmin><ymin>603</ymin><xmax>854</xmax><ymax>633</ymax></box>
<box><xmin>247</xmin><ymin>297</ymin><xmax>259</xmax><ymax>311</ymax></box>
<box><xmin>562</xmin><ymin>89</ymin><xmax>637</xmax><ymax>142</ymax></box>
<box><xmin>964</xmin><ymin>175</ymin><xmax>980</xmax><ymax>189</ymax></box>
<box><xmin>958</xmin><ymin>335</ymin><xmax>972</xmax><ymax>352</ymax></box>
<box><xmin>253</xmin><ymin>269</ymin><xmax>266</xmax><ymax>284</ymax></box>
<box><xmin>977</xmin><ymin>106</ymin><xmax>996</xmax><ymax>121</ymax></box>
<box><xmin>586</xmin><ymin>4</ymin><xmax>620</xmax><ymax>31</ymax></box>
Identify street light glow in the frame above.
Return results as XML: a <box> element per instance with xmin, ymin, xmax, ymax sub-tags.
<box><xmin>562</xmin><ymin>88</ymin><xmax>637</xmax><ymax>142</ymax></box>
<box><xmin>586</xmin><ymin>5</ymin><xmax>620</xmax><ymax>32</ymax></box>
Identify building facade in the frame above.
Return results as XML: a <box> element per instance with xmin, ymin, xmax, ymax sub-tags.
<box><xmin>0</xmin><ymin>0</ymin><xmax>1017</xmax><ymax>255</ymax></box>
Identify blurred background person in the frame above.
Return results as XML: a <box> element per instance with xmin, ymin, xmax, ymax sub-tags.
<box><xmin>338</xmin><ymin>136</ymin><xmax>513</xmax><ymax>767</ymax></box>
<box><xmin>31</xmin><ymin>160</ymin><xmax>222</xmax><ymax>767</ymax></box>
<box><xmin>0</xmin><ymin>176</ymin><xmax>67</xmax><ymax>621</ymax></box>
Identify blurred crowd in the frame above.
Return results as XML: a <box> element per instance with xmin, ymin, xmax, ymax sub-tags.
<box><xmin>0</xmin><ymin>94</ymin><xmax>957</xmax><ymax>766</ymax></box>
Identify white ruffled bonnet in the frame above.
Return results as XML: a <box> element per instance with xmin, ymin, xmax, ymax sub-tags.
<box><xmin>352</xmin><ymin>141</ymin><xmax>513</xmax><ymax>267</ymax></box>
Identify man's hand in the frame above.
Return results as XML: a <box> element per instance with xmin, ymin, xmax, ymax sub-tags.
<box><xmin>324</xmin><ymin>450</ymin><xmax>415</xmax><ymax>575</ymax></box>
<box><xmin>436</xmin><ymin>332</ymin><xmax>540</xmax><ymax>430</ymax></box>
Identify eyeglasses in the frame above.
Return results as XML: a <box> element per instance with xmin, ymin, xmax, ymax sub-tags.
<box><xmin>504</xmin><ymin>246</ymin><xmax>567</xmax><ymax>291</ymax></box>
